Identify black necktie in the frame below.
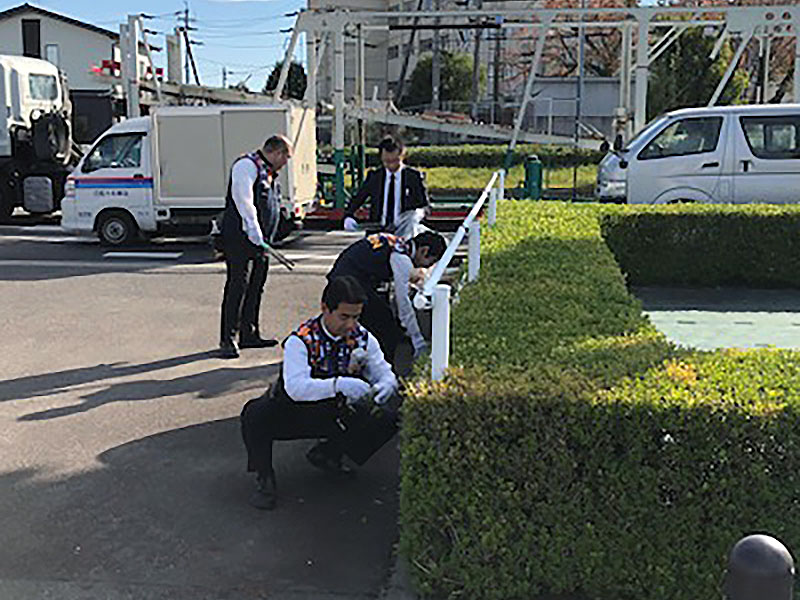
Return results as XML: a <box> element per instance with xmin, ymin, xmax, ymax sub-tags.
<box><xmin>386</xmin><ymin>172</ymin><xmax>396</xmax><ymax>228</ymax></box>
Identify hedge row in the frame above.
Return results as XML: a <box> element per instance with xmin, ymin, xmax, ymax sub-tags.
<box><xmin>399</xmin><ymin>201</ymin><xmax>800</xmax><ymax>600</ymax></box>
<box><xmin>361</xmin><ymin>143</ymin><xmax>604</xmax><ymax>169</ymax></box>
<box><xmin>600</xmin><ymin>204</ymin><xmax>800</xmax><ymax>287</ymax></box>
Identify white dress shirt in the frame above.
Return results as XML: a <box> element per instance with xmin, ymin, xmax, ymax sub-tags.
<box><xmin>231</xmin><ymin>158</ymin><xmax>265</xmax><ymax>247</ymax></box>
<box><xmin>389</xmin><ymin>245</ymin><xmax>426</xmax><ymax>351</ymax></box>
<box><xmin>283</xmin><ymin>320</ymin><xmax>398</xmax><ymax>402</ymax></box>
<box><xmin>382</xmin><ymin>166</ymin><xmax>404</xmax><ymax>227</ymax></box>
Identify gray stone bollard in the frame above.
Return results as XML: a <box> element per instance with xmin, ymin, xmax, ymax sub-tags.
<box><xmin>723</xmin><ymin>534</ymin><xmax>794</xmax><ymax>600</ymax></box>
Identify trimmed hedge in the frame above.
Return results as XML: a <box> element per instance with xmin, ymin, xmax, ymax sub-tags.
<box><xmin>399</xmin><ymin>201</ymin><xmax>800</xmax><ymax>600</ymax></box>
<box><xmin>362</xmin><ymin>143</ymin><xmax>604</xmax><ymax>169</ymax></box>
<box><xmin>600</xmin><ymin>204</ymin><xmax>800</xmax><ymax>287</ymax></box>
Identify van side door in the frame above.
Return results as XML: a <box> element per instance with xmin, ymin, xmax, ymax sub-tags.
<box><xmin>733</xmin><ymin>114</ymin><xmax>800</xmax><ymax>204</ymax></box>
<box><xmin>628</xmin><ymin>116</ymin><xmax>727</xmax><ymax>204</ymax></box>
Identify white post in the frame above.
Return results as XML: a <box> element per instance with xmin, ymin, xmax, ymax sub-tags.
<box><xmin>468</xmin><ymin>222</ymin><xmax>481</xmax><ymax>282</ymax></box>
<box><xmin>498</xmin><ymin>169</ymin><xmax>505</xmax><ymax>201</ymax></box>
<box><xmin>488</xmin><ymin>187</ymin><xmax>497</xmax><ymax>226</ymax></box>
<box><xmin>633</xmin><ymin>11</ymin><xmax>652</xmax><ymax>133</ymax></box>
<box><xmin>431</xmin><ymin>284</ymin><xmax>451</xmax><ymax>381</ymax></box>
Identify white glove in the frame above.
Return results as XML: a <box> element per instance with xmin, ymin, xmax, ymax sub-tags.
<box><xmin>343</xmin><ymin>217</ymin><xmax>360</xmax><ymax>232</ymax></box>
<box><xmin>372</xmin><ymin>379</ymin><xmax>397</xmax><ymax>405</ymax></box>
<box><xmin>412</xmin><ymin>335</ymin><xmax>429</xmax><ymax>359</ymax></box>
<box><xmin>335</xmin><ymin>377</ymin><xmax>372</xmax><ymax>406</ymax></box>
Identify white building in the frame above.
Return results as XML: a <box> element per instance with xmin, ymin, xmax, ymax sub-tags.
<box><xmin>0</xmin><ymin>3</ymin><xmax>155</xmax><ymax>142</ymax></box>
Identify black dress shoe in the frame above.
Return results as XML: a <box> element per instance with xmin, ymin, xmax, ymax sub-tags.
<box><xmin>249</xmin><ymin>470</ymin><xmax>277</xmax><ymax>510</ymax></box>
<box><xmin>218</xmin><ymin>339</ymin><xmax>239</xmax><ymax>359</ymax></box>
<box><xmin>306</xmin><ymin>444</ymin><xmax>355</xmax><ymax>477</ymax></box>
<box><xmin>239</xmin><ymin>335</ymin><xmax>279</xmax><ymax>349</ymax></box>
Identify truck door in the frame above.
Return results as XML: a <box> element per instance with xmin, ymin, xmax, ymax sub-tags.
<box><xmin>75</xmin><ymin>131</ymin><xmax>152</xmax><ymax>220</ymax></box>
<box><xmin>628</xmin><ymin>115</ymin><xmax>727</xmax><ymax>204</ymax></box>
<box><xmin>733</xmin><ymin>113</ymin><xmax>800</xmax><ymax>204</ymax></box>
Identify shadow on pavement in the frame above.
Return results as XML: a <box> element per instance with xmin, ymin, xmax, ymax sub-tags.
<box><xmin>17</xmin><ymin>362</ymin><xmax>280</xmax><ymax>421</ymax></box>
<box><xmin>0</xmin><ymin>351</ymin><xmax>218</xmax><ymax>403</ymax></box>
<box><xmin>0</xmin><ymin>418</ymin><xmax>399</xmax><ymax>599</ymax></box>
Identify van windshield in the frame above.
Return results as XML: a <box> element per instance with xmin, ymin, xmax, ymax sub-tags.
<box><xmin>29</xmin><ymin>74</ymin><xmax>58</xmax><ymax>100</ymax></box>
<box><xmin>624</xmin><ymin>116</ymin><xmax>668</xmax><ymax>151</ymax></box>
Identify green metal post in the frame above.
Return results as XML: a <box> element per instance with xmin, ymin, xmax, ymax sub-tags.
<box><xmin>524</xmin><ymin>154</ymin><xmax>543</xmax><ymax>200</ymax></box>
<box><xmin>334</xmin><ymin>148</ymin><xmax>346</xmax><ymax>209</ymax></box>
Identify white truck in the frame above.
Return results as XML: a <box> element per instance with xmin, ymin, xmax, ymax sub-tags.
<box><xmin>61</xmin><ymin>103</ymin><xmax>317</xmax><ymax>245</ymax></box>
<box><xmin>0</xmin><ymin>54</ymin><xmax>74</xmax><ymax>221</ymax></box>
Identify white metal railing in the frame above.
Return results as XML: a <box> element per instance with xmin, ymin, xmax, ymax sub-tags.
<box><xmin>414</xmin><ymin>170</ymin><xmax>504</xmax><ymax>380</ymax></box>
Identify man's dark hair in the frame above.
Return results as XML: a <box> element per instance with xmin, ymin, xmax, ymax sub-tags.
<box><xmin>322</xmin><ymin>276</ymin><xmax>368</xmax><ymax>311</ymax></box>
<box><xmin>263</xmin><ymin>135</ymin><xmax>291</xmax><ymax>154</ymax></box>
<box><xmin>377</xmin><ymin>135</ymin><xmax>404</xmax><ymax>155</ymax></box>
<box><xmin>414</xmin><ymin>230</ymin><xmax>447</xmax><ymax>260</ymax></box>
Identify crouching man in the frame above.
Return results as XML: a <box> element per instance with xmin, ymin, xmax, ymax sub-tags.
<box><xmin>240</xmin><ymin>275</ymin><xmax>399</xmax><ymax>510</ymax></box>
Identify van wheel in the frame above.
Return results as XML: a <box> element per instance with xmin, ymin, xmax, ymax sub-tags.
<box><xmin>98</xmin><ymin>211</ymin><xmax>138</xmax><ymax>246</ymax></box>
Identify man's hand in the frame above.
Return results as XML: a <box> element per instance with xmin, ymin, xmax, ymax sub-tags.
<box><xmin>343</xmin><ymin>217</ymin><xmax>360</xmax><ymax>232</ymax></box>
<box><xmin>335</xmin><ymin>377</ymin><xmax>372</xmax><ymax>406</ymax></box>
<box><xmin>372</xmin><ymin>380</ymin><xmax>397</xmax><ymax>405</ymax></box>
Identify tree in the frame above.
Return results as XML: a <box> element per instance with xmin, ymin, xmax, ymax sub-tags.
<box><xmin>398</xmin><ymin>51</ymin><xmax>486</xmax><ymax>112</ymax></box>
<box><xmin>263</xmin><ymin>61</ymin><xmax>307</xmax><ymax>100</ymax></box>
<box><xmin>647</xmin><ymin>27</ymin><xmax>748</xmax><ymax>119</ymax></box>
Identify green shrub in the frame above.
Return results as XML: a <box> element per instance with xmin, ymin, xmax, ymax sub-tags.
<box><xmin>399</xmin><ymin>200</ymin><xmax>800</xmax><ymax>600</ymax></box>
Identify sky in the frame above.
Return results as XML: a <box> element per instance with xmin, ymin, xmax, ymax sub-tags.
<box><xmin>4</xmin><ymin>0</ymin><xmax>307</xmax><ymax>90</ymax></box>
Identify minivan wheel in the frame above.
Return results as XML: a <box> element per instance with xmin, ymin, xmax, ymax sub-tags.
<box><xmin>98</xmin><ymin>211</ymin><xmax>138</xmax><ymax>246</ymax></box>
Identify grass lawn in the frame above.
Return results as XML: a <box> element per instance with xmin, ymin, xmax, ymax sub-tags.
<box><xmin>423</xmin><ymin>164</ymin><xmax>597</xmax><ymax>190</ymax></box>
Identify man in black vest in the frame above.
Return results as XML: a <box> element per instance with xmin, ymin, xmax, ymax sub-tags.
<box><xmin>240</xmin><ymin>276</ymin><xmax>399</xmax><ymax>510</ymax></box>
<box><xmin>327</xmin><ymin>230</ymin><xmax>447</xmax><ymax>365</ymax></box>
<box><xmin>218</xmin><ymin>135</ymin><xmax>293</xmax><ymax>359</ymax></box>
<box><xmin>343</xmin><ymin>136</ymin><xmax>429</xmax><ymax>237</ymax></box>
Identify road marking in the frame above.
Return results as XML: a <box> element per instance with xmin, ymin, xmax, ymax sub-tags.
<box><xmin>103</xmin><ymin>252</ymin><xmax>184</xmax><ymax>260</ymax></box>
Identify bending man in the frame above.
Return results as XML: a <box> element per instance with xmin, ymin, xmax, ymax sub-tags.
<box><xmin>327</xmin><ymin>230</ymin><xmax>446</xmax><ymax>365</ymax></box>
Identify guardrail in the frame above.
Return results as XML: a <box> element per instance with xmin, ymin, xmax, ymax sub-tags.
<box><xmin>414</xmin><ymin>170</ymin><xmax>504</xmax><ymax>380</ymax></box>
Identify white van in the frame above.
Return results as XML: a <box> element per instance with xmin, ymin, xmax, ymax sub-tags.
<box><xmin>596</xmin><ymin>104</ymin><xmax>800</xmax><ymax>205</ymax></box>
<box><xmin>61</xmin><ymin>103</ymin><xmax>316</xmax><ymax>244</ymax></box>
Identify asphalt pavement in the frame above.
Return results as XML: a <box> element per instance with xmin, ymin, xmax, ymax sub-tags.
<box><xmin>0</xmin><ymin>217</ymin><xmax>407</xmax><ymax>599</ymax></box>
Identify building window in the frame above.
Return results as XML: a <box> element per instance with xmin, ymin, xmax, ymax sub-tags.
<box><xmin>45</xmin><ymin>44</ymin><xmax>59</xmax><ymax>67</ymax></box>
<box><xmin>22</xmin><ymin>19</ymin><xmax>41</xmax><ymax>58</ymax></box>
<box><xmin>388</xmin><ymin>45</ymin><xmax>399</xmax><ymax>60</ymax></box>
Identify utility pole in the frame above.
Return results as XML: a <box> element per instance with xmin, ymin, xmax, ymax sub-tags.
<box><xmin>182</xmin><ymin>2</ymin><xmax>191</xmax><ymax>85</ymax></box>
<box><xmin>492</xmin><ymin>17</ymin><xmax>502</xmax><ymax>124</ymax></box>
<box><xmin>222</xmin><ymin>66</ymin><xmax>227</xmax><ymax>88</ymax></box>
<box><xmin>573</xmin><ymin>0</ymin><xmax>585</xmax><ymax>201</ymax></box>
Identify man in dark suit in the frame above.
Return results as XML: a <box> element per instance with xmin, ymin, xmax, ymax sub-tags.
<box><xmin>343</xmin><ymin>136</ymin><xmax>429</xmax><ymax>238</ymax></box>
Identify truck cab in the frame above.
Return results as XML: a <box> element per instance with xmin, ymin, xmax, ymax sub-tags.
<box><xmin>0</xmin><ymin>54</ymin><xmax>73</xmax><ymax>220</ymax></box>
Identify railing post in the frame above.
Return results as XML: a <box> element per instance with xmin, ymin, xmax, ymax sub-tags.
<box><xmin>431</xmin><ymin>284</ymin><xmax>451</xmax><ymax>381</ymax></box>
<box><xmin>499</xmin><ymin>169</ymin><xmax>505</xmax><ymax>201</ymax></box>
<box><xmin>488</xmin><ymin>187</ymin><xmax>497</xmax><ymax>227</ymax></box>
<box><xmin>468</xmin><ymin>222</ymin><xmax>480</xmax><ymax>282</ymax></box>
<box><xmin>723</xmin><ymin>534</ymin><xmax>794</xmax><ymax>600</ymax></box>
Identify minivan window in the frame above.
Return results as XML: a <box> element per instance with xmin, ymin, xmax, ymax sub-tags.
<box><xmin>740</xmin><ymin>115</ymin><xmax>800</xmax><ymax>159</ymax></box>
<box><xmin>29</xmin><ymin>74</ymin><xmax>58</xmax><ymax>100</ymax></box>
<box><xmin>638</xmin><ymin>116</ymin><xmax>723</xmax><ymax>160</ymax></box>
<box><xmin>82</xmin><ymin>134</ymin><xmax>144</xmax><ymax>172</ymax></box>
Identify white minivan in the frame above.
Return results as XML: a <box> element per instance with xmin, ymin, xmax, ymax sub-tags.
<box><xmin>596</xmin><ymin>104</ymin><xmax>800</xmax><ymax>205</ymax></box>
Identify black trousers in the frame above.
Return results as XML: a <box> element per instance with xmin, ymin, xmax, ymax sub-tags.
<box><xmin>240</xmin><ymin>387</ymin><xmax>400</xmax><ymax>476</ymax></box>
<box><xmin>358</xmin><ymin>285</ymin><xmax>404</xmax><ymax>363</ymax></box>
<box><xmin>220</xmin><ymin>247</ymin><xmax>269</xmax><ymax>344</ymax></box>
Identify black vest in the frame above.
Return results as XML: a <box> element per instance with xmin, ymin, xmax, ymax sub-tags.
<box><xmin>221</xmin><ymin>151</ymin><xmax>280</xmax><ymax>251</ymax></box>
<box><xmin>327</xmin><ymin>233</ymin><xmax>412</xmax><ymax>288</ymax></box>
